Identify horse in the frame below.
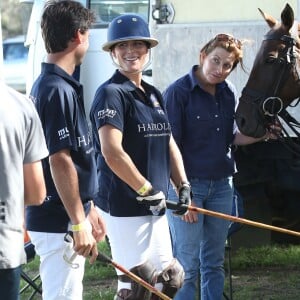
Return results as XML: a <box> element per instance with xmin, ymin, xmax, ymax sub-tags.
<box><xmin>233</xmin><ymin>3</ymin><xmax>300</xmax><ymax>246</ymax></box>
<box><xmin>235</xmin><ymin>3</ymin><xmax>300</xmax><ymax>140</ymax></box>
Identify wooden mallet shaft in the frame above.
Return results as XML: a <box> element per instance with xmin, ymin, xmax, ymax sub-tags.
<box><xmin>166</xmin><ymin>200</ymin><xmax>300</xmax><ymax>238</ymax></box>
<box><xmin>97</xmin><ymin>252</ymin><xmax>171</xmax><ymax>300</ymax></box>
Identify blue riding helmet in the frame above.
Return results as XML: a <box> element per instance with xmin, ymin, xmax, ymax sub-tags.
<box><xmin>102</xmin><ymin>14</ymin><xmax>158</xmax><ymax>51</ymax></box>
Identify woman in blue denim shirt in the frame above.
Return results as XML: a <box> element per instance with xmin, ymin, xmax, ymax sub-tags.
<box><xmin>163</xmin><ymin>34</ymin><xmax>277</xmax><ymax>300</ymax></box>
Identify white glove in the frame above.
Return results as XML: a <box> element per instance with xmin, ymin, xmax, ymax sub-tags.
<box><xmin>136</xmin><ymin>189</ymin><xmax>166</xmax><ymax>216</ymax></box>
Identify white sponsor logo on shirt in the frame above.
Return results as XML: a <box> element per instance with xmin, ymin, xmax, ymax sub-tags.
<box><xmin>97</xmin><ymin>108</ymin><xmax>116</xmax><ymax>119</ymax></box>
<box><xmin>137</xmin><ymin>122</ymin><xmax>171</xmax><ymax>132</ymax></box>
<box><xmin>58</xmin><ymin>127</ymin><xmax>91</xmax><ymax>148</ymax></box>
<box><xmin>58</xmin><ymin>127</ymin><xmax>70</xmax><ymax>140</ymax></box>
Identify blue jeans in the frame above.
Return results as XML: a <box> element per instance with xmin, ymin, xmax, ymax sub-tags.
<box><xmin>0</xmin><ymin>266</ymin><xmax>21</xmax><ymax>300</ymax></box>
<box><xmin>167</xmin><ymin>177</ymin><xmax>233</xmax><ymax>300</ymax></box>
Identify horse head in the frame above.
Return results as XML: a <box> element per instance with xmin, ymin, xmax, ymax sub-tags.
<box><xmin>236</xmin><ymin>3</ymin><xmax>300</xmax><ymax>138</ymax></box>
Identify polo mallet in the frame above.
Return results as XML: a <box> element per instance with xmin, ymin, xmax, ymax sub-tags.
<box><xmin>63</xmin><ymin>232</ymin><xmax>80</xmax><ymax>269</ymax></box>
<box><xmin>166</xmin><ymin>200</ymin><xmax>300</xmax><ymax>238</ymax></box>
<box><xmin>63</xmin><ymin>232</ymin><xmax>171</xmax><ymax>300</ymax></box>
<box><xmin>96</xmin><ymin>252</ymin><xmax>171</xmax><ymax>300</ymax></box>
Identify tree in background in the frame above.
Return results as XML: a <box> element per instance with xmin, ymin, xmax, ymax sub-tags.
<box><xmin>1</xmin><ymin>0</ymin><xmax>28</xmax><ymax>39</ymax></box>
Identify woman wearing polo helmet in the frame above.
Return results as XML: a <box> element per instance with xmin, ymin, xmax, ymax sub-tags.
<box><xmin>102</xmin><ymin>13</ymin><xmax>157</xmax><ymax>72</ymax></box>
<box><xmin>90</xmin><ymin>14</ymin><xmax>191</xmax><ymax>299</ymax></box>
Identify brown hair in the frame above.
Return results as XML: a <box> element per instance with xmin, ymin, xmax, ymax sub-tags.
<box><xmin>201</xmin><ymin>33</ymin><xmax>246</xmax><ymax>72</ymax></box>
<box><xmin>41</xmin><ymin>0</ymin><xmax>95</xmax><ymax>53</ymax></box>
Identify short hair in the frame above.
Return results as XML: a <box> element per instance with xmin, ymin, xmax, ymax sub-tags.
<box><xmin>41</xmin><ymin>0</ymin><xmax>95</xmax><ymax>53</ymax></box>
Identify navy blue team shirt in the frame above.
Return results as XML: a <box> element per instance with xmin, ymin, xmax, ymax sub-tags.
<box><xmin>26</xmin><ymin>63</ymin><xmax>97</xmax><ymax>233</ymax></box>
<box><xmin>90</xmin><ymin>70</ymin><xmax>171</xmax><ymax>217</ymax></box>
<box><xmin>163</xmin><ymin>65</ymin><xmax>237</xmax><ymax>180</ymax></box>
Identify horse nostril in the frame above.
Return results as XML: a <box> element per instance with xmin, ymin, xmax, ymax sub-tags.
<box><xmin>240</xmin><ymin>118</ymin><xmax>246</xmax><ymax>128</ymax></box>
<box><xmin>236</xmin><ymin>115</ymin><xmax>246</xmax><ymax>128</ymax></box>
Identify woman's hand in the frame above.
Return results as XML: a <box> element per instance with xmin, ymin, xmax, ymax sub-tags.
<box><xmin>181</xmin><ymin>200</ymin><xmax>198</xmax><ymax>223</ymax></box>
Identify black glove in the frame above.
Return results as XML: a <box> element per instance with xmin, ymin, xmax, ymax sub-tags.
<box><xmin>174</xmin><ymin>182</ymin><xmax>192</xmax><ymax>216</ymax></box>
<box><xmin>136</xmin><ymin>188</ymin><xmax>166</xmax><ymax>216</ymax></box>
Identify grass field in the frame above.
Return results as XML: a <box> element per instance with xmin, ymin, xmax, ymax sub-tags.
<box><xmin>20</xmin><ymin>243</ymin><xmax>300</xmax><ymax>299</ymax></box>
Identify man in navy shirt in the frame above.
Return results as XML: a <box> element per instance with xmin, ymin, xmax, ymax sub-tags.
<box><xmin>26</xmin><ymin>2</ymin><xmax>106</xmax><ymax>299</ymax></box>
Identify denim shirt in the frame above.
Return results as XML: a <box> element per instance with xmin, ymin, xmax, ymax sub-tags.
<box><xmin>163</xmin><ymin>65</ymin><xmax>237</xmax><ymax>180</ymax></box>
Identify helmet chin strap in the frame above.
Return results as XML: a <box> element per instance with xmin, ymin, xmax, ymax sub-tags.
<box><xmin>110</xmin><ymin>50</ymin><xmax>152</xmax><ymax>75</ymax></box>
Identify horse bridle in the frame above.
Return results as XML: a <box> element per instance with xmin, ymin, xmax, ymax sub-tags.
<box><xmin>262</xmin><ymin>35</ymin><xmax>300</xmax><ymax>129</ymax></box>
<box><xmin>242</xmin><ymin>34</ymin><xmax>298</xmax><ymax>117</ymax></box>
<box><xmin>241</xmin><ymin>33</ymin><xmax>300</xmax><ymax>155</ymax></box>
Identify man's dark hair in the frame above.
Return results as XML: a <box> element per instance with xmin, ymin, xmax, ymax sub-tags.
<box><xmin>41</xmin><ymin>0</ymin><xmax>95</xmax><ymax>53</ymax></box>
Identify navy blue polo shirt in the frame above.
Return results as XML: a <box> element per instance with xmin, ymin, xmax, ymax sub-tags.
<box><xmin>26</xmin><ymin>63</ymin><xmax>97</xmax><ymax>233</ymax></box>
<box><xmin>90</xmin><ymin>70</ymin><xmax>171</xmax><ymax>217</ymax></box>
<box><xmin>163</xmin><ymin>65</ymin><xmax>237</xmax><ymax>180</ymax></box>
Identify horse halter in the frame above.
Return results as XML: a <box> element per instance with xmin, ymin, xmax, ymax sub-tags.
<box><xmin>242</xmin><ymin>33</ymin><xmax>300</xmax><ymax>155</ymax></box>
<box><xmin>242</xmin><ymin>34</ymin><xmax>298</xmax><ymax>117</ymax></box>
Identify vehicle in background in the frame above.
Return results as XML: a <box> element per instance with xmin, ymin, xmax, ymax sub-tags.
<box><xmin>2</xmin><ymin>35</ymin><xmax>28</xmax><ymax>93</ymax></box>
<box><xmin>0</xmin><ymin>14</ymin><xmax>3</xmax><ymax>75</ymax></box>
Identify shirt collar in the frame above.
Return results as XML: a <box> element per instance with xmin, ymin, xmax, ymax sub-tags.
<box><xmin>112</xmin><ymin>69</ymin><xmax>154</xmax><ymax>94</ymax></box>
<box><xmin>41</xmin><ymin>62</ymin><xmax>81</xmax><ymax>88</ymax></box>
<box><xmin>188</xmin><ymin>65</ymin><xmax>227</xmax><ymax>92</ymax></box>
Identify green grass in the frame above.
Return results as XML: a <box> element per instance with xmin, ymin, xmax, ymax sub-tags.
<box><xmin>82</xmin><ymin>241</ymin><xmax>116</xmax><ymax>300</ymax></box>
<box><xmin>230</xmin><ymin>244</ymin><xmax>300</xmax><ymax>269</ymax></box>
<box><xmin>20</xmin><ymin>243</ymin><xmax>300</xmax><ymax>299</ymax></box>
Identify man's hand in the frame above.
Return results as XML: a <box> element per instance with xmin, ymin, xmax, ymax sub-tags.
<box><xmin>173</xmin><ymin>182</ymin><xmax>192</xmax><ymax>216</ymax></box>
<box><xmin>72</xmin><ymin>223</ymin><xmax>98</xmax><ymax>264</ymax></box>
<box><xmin>87</xmin><ymin>201</ymin><xmax>106</xmax><ymax>242</ymax></box>
<box><xmin>136</xmin><ymin>189</ymin><xmax>166</xmax><ymax>215</ymax></box>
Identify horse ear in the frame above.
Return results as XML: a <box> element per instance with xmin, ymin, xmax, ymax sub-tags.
<box><xmin>258</xmin><ymin>8</ymin><xmax>277</xmax><ymax>28</ymax></box>
<box><xmin>281</xmin><ymin>3</ymin><xmax>294</xmax><ymax>30</ymax></box>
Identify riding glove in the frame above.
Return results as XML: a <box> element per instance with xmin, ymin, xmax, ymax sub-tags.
<box><xmin>136</xmin><ymin>189</ymin><xmax>166</xmax><ymax>216</ymax></box>
<box><xmin>174</xmin><ymin>182</ymin><xmax>192</xmax><ymax>216</ymax></box>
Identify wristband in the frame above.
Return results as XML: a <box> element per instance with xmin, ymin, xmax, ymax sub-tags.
<box><xmin>136</xmin><ymin>180</ymin><xmax>152</xmax><ymax>196</ymax></box>
<box><xmin>177</xmin><ymin>181</ymin><xmax>191</xmax><ymax>190</ymax></box>
<box><xmin>71</xmin><ymin>221</ymin><xmax>86</xmax><ymax>232</ymax></box>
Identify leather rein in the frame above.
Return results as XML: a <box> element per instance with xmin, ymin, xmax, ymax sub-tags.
<box><xmin>242</xmin><ymin>34</ymin><xmax>300</xmax><ymax>155</ymax></box>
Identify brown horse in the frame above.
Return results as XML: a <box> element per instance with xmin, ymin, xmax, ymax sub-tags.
<box><xmin>235</xmin><ymin>3</ymin><xmax>300</xmax><ymax>139</ymax></box>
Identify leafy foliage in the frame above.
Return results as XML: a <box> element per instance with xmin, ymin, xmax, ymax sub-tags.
<box><xmin>1</xmin><ymin>0</ymin><xmax>29</xmax><ymax>39</ymax></box>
